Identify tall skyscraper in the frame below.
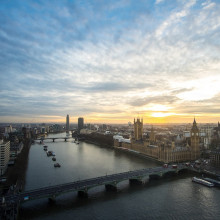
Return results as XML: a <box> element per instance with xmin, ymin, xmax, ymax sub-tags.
<box><xmin>78</xmin><ymin>117</ymin><xmax>84</xmax><ymax>133</ymax></box>
<box><xmin>66</xmin><ymin>114</ymin><xmax>70</xmax><ymax>132</ymax></box>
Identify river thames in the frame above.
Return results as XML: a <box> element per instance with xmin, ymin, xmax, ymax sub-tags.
<box><xmin>19</xmin><ymin>133</ymin><xmax>220</xmax><ymax>220</ymax></box>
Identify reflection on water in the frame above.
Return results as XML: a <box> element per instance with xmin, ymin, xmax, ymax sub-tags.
<box><xmin>20</xmin><ymin>133</ymin><xmax>220</xmax><ymax>220</ymax></box>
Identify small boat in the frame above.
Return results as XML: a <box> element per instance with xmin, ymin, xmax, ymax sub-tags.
<box><xmin>192</xmin><ymin>177</ymin><xmax>214</xmax><ymax>187</ymax></box>
<box><xmin>43</xmin><ymin>145</ymin><xmax>48</xmax><ymax>151</ymax></box>
<box><xmin>54</xmin><ymin>163</ymin><xmax>61</xmax><ymax>167</ymax></box>
<box><xmin>52</xmin><ymin>157</ymin><xmax>56</xmax><ymax>161</ymax></box>
<box><xmin>52</xmin><ymin>152</ymin><xmax>56</xmax><ymax>156</ymax></box>
<box><xmin>202</xmin><ymin>177</ymin><xmax>220</xmax><ymax>187</ymax></box>
<box><xmin>47</xmin><ymin>151</ymin><xmax>53</xmax><ymax>156</ymax></box>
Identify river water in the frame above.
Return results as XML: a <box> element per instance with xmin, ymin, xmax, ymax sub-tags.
<box><xmin>19</xmin><ymin>133</ymin><xmax>220</xmax><ymax>219</ymax></box>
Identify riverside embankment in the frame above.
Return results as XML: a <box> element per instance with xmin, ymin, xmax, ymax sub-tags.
<box><xmin>1</xmin><ymin>139</ymin><xmax>31</xmax><ymax>194</ymax></box>
<box><xmin>79</xmin><ymin>133</ymin><xmax>114</xmax><ymax>148</ymax></box>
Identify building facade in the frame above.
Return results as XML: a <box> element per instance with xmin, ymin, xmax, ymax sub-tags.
<box><xmin>66</xmin><ymin>114</ymin><xmax>70</xmax><ymax>132</ymax></box>
<box><xmin>134</xmin><ymin>118</ymin><xmax>143</xmax><ymax>141</ymax></box>
<box><xmin>0</xmin><ymin>140</ymin><xmax>10</xmax><ymax>176</ymax></box>
<box><xmin>78</xmin><ymin>117</ymin><xmax>84</xmax><ymax>133</ymax></box>
<box><xmin>209</xmin><ymin>150</ymin><xmax>220</xmax><ymax>167</ymax></box>
<box><xmin>114</xmin><ymin>118</ymin><xmax>201</xmax><ymax>163</ymax></box>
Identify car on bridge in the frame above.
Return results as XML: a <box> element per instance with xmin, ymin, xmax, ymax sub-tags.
<box><xmin>163</xmin><ymin>164</ymin><xmax>168</xmax><ymax>168</ymax></box>
<box><xmin>23</xmin><ymin>196</ymin><xmax>29</xmax><ymax>201</ymax></box>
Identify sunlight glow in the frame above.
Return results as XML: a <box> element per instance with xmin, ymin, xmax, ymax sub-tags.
<box><xmin>176</xmin><ymin>76</ymin><xmax>220</xmax><ymax>101</ymax></box>
<box><xmin>149</xmin><ymin>105</ymin><xmax>172</xmax><ymax>112</ymax></box>
<box><xmin>151</xmin><ymin>112</ymin><xmax>174</xmax><ymax>117</ymax></box>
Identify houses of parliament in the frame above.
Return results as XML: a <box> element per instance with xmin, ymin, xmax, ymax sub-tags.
<box><xmin>114</xmin><ymin>118</ymin><xmax>200</xmax><ymax>163</ymax></box>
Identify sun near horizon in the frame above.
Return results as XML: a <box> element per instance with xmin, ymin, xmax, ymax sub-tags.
<box><xmin>0</xmin><ymin>0</ymin><xmax>220</xmax><ymax>125</ymax></box>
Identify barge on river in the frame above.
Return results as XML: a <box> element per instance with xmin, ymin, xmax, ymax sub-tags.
<box><xmin>202</xmin><ymin>177</ymin><xmax>220</xmax><ymax>187</ymax></box>
<box><xmin>192</xmin><ymin>177</ymin><xmax>214</xmax><ymax>187</ymax></box>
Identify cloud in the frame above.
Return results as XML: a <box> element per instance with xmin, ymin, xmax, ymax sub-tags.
<box><xmin>202</xmin><ymin>0</ymin><xmax>216</xmax><ymax>10</ymax></box>
<box><xmin>0</xmin><ymin>0</ymin><xmax>220</xmax><ymax>122</ymax></box>
<box><xmin>128</xmin><ymin>95</ymin><xmax>180</xmax><ymax>107</ymax></box>
<box><xmin>155</xmin><ymin>0</ymin><xmax>164</xmax><ymax>4</ymax></box>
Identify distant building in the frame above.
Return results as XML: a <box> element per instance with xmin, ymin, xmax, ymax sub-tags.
<box><xmin>190</xmin><ymin>118</ymin><xmax>200</xmax><ymax>159</ymax></box>
<box><xmin>66</xmin><ymin>114</ymin><xmax>70</xmax><ymax>132</ymax></box>
<box><xmin>5</xmin><ymin>125</ymin><xmax>12</xmax><ymax>134</ymax></box>
<box><xmin>114</xmin><ymin>118</ymin><xmax>201</xmax><ymax>163</ymax></box>
<box><xmin>10</xmin><ymin>142</ymin><xmax>23</xmax><ymax>159</ymax></box>
<box><xmin>149</xmin><ymin>126</ymin><xmax>156</xmax><ymax>143</ymax></box>
<box><xmin>80</xmin><ymin>128</ymin><xmax>93</xmax><ymax>135</ymax></box>
<box><xmin>0</xmin><ymin>140</ymin><xmax>10</xmax><ymax>176</ymax></box>
<box><xmin>102</xmin><ymin>124</ymin><xmax>107</xmax><ymax>130</ymax></box>
<box><xmin>78</xmin><ymin>117</ymin><xmax>84</xmax><ymax>133</ymax></box>
<box><xmin>49</xmin><ymin>124</ymin><xmax>62</xmax><ymax>133</ymax></box>
<box><xmin>41</xmin><ymin>127</ymin><xmax>46</xmax><ymax>134</ymax></box>
<box><xmin>134</xmin><ymin>118</ymin><xmax>143</xmax><ymax>141</ymax></box>
<box><xmin>213</xmin><ymin>122</ymin><xmax>220</xmax><ymax>139</ymax></box>
<box><xmin>209</xmin><ymin>150</ymin><xmax>220</xmax><ymax>167</ymax></box>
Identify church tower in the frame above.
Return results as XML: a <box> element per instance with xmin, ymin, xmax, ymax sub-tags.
<box><xmin>149</xmin><ymin>126</ymin><xmax>156</xmax><ymax>143</ymax></box>
<box><xmin>190</xmin><ymin>118</ymin><xmax>200</xmax><ymax>160</ymax></box>
<box><xmin>134</xmin><ymin>118</ymin><xmax>143</xmax><ymax>141</ymax></box>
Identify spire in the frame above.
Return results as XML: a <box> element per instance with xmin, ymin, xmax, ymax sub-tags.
<box><xmin>193</xmin><ymin>117</ymin><xmax>196</xmax><ymax>124</ymax></box>
<box><xmin>192</xmin><ymin>117</ymin><xmax>197</xmax><ymax>128</ymax></box>
<box><xmin>191</xmin><ymin>117</ymin><xmax>199</xmax><ymax>132</ymax></box>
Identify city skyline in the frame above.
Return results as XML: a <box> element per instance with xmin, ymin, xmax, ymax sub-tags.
<box><xmin>0</xmin><ymin>0</ymin><xmax>220</xmax><ymax>124</ymax></box>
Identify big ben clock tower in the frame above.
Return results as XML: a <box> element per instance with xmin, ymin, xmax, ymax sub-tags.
<box><xmin>190</xmin><ymin>118</ymin><xmax>200</xmax><ymax>160</ymax></box>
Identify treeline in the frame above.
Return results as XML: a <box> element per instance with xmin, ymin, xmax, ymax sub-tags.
<box><xmin>80</xmin><ymin>133</ymin><xmax>114</xmax><ymax>148</ymax></box>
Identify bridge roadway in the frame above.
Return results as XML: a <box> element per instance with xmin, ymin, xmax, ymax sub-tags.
<box><xmin>0</xmin><ymin>165</ymin><xmax>188</xmax><ymax>206</ymax></box>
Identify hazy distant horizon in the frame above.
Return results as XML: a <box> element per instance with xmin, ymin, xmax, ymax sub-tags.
<box><xmin>0</xmin><ymin>119</ymin><xmax>219</xmax><ymax>126</ymax></box>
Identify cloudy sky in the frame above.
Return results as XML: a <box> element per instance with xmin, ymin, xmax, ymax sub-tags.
<box><xmin>0</xmin><ymin>0</ymin><xmax>220</xmax><ymax>124</ymax></box>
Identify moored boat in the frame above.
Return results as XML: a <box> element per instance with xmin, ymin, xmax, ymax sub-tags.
<box><xmin>52</xmin><ymin>157</ymin><xmax>56</xmax><ymax>161</ymax></box>
<box><xmin>47</xmin><ymin>151</ymin><xmax>53</xmax><ymax>156</ymax></box>
<box><xmin>192</xmin><ymin>177</ymin><xmax>214</xmax><ymax>187</ymax></box>
<box><xmin>54</xmin><ymin>163</ymin><xmax>61</xmax><ymax>167</ymax></box>
<box><xmin>202</xmin><ymin>177</ymin><xmax>220</xmax><ymax>187</ymax></box>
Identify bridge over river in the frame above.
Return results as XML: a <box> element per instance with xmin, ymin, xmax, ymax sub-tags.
<box><xmin>0</xmin><ymin>165</ymin><xmax>190</xmax><ymax>218</ymax></box>
<box><xmin>36</xmin><ymin>136</ymin><xmax>74</xmax><ymax>142</ymax></box>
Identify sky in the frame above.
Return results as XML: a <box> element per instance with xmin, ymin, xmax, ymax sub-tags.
<box><xmin>0</xmin><ymin>0</ymin><xmax>220</xmax><ymax>124</ymax></box>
